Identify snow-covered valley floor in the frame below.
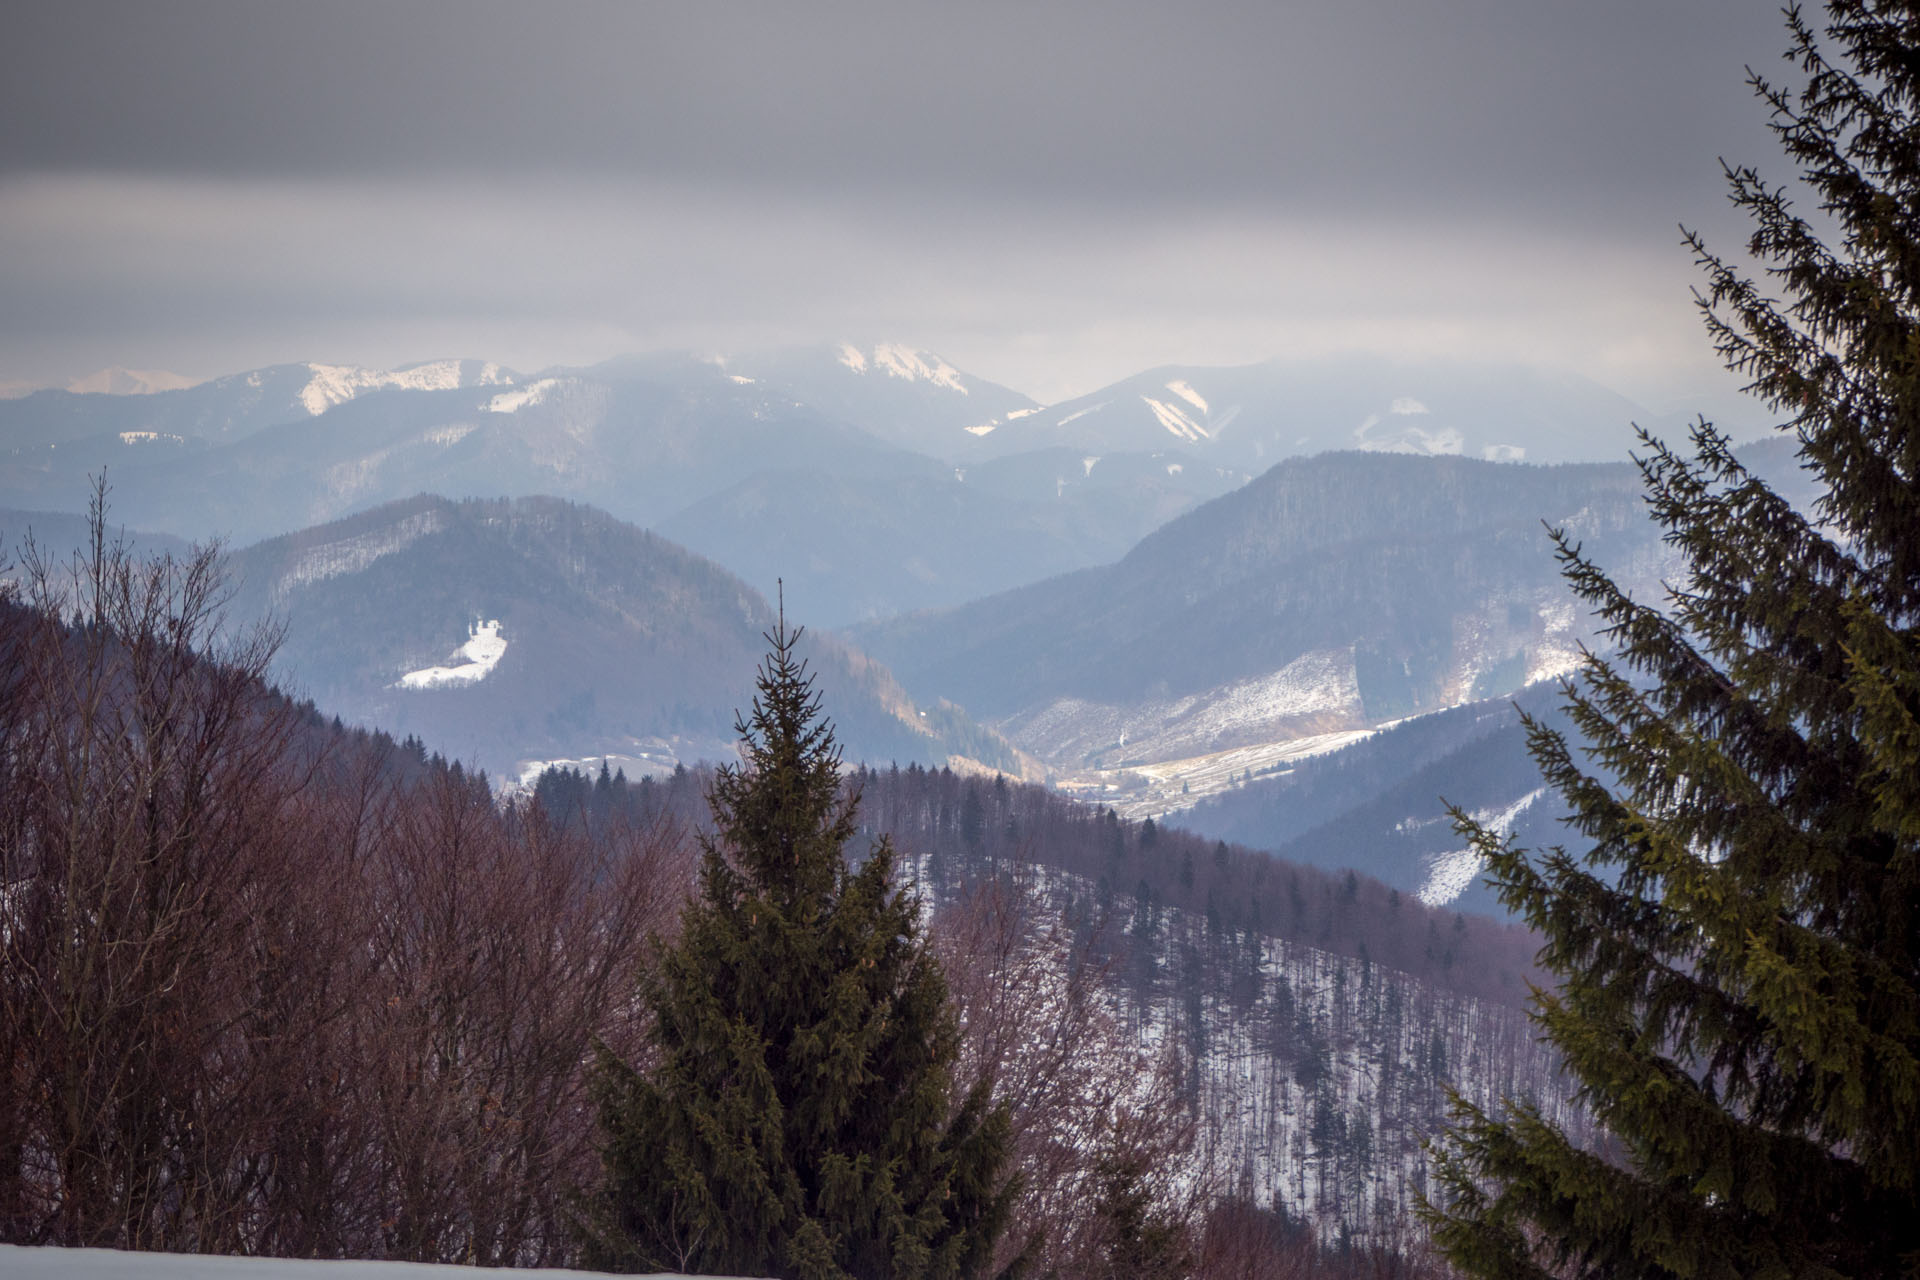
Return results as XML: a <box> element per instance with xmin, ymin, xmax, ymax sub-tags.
<box><xmin>1056</xmin><ymin>727</ymin><xmax>1374</xmax><ymax>820</ymax></box>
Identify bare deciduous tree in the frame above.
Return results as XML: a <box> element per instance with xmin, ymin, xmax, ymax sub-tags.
<box><xmin>933</xmin><ymin>860</ymin><xmax>1209</xmax><ymax>1278</ymax></box>
<box><xmin>0</xmin><ymin>490</ymin><xmax>692</xmax><ymax>1261</ymax></box>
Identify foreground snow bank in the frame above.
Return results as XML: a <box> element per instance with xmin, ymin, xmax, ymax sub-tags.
<box><xmin>0</xmin><ymin>1245</ymin><xmax>741</xmax><ymax>1280</ymax></box>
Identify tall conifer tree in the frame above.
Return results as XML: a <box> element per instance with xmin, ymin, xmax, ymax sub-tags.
<box><xmin>585</xmin><ymin>607</ymin><xmax>1017</xmax><ymax>1279</ymax></box>
<box><xmin>1424</xmin><ymin>5</ymin><xmax>1920</xmax><ymax>1277</ymax></box>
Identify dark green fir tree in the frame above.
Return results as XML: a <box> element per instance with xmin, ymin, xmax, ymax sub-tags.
<box><xmin>584</xmin><ymin>605</ymin><xmax>1019</xmax><ymax>1279</ymax></box>
<box><xmin>1423</xmin><ymin>4</ymin><xmax>1920</xmax><ymax>1277</ymax></box>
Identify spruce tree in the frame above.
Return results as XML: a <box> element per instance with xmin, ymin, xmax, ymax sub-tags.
<box><xmin>1423</xmin><ymin>5</ymin><xmax>1920</xmax><ymax>1277</ymax></box>
<box><xmin>585</xmin><ymin>609</ymin><xmax>1018</xmax><ymax>1279</ymax></box>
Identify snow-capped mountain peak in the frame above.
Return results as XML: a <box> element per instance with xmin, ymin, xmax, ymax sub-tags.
<box><xmin>836</xmin><ymin>343</ymin><xmax>968</xmax><ymax>395</ymax></box>
<box><xmin>298</xmin><ymin>360</ymin><xmax>515</xmax><ymax>417</ymax></box>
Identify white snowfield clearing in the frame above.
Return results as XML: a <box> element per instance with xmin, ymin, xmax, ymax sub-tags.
<box><xmin>483</xmin><ymin>377</ymin><xmax>560</xmax><ymax>414</ymax></box>
<box><xmin>1417</xmin><ymin>788</ymin><xmax>1546</xmax><ymax>907</ymax></box>
<box><xmin>0</xmin><ymin>1245</ymin><xmax>743</xmax><ymax>1280</ymax></box>
<box><xmin>398</xmin><ymin>620</ymin><xmax>507</xmax><ymax>689</ymax></box>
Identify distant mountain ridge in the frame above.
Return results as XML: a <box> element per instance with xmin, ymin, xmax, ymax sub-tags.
<box><xmin>0</xmin><ymin>343</ymin><xmax>1706</xmax><ymax>633</ymax></box>
<box><xmin>722</xmin><ymin>341</ymin><xmax>1042</xmax><ymax>457</ymax></box>
<box><xmin>968</xmin><ymin>355</ymin><xmax>1660</xmax><ymax>468</ymax></box>
<box><xmin>858</xmin><ymin>450</ymin><xmax>1667</xmax><ymax>717</ymax></box>
<box><xmin>854</xmin><ymin>449</ymin><xmax>1678</xmax><ymax>817</ymax></box>
<box><xmin>0</xmin><ymin>358</ymin><xmax>519</xmax><ymax>451</ymax></box>
<box><xmin>219</xmin><ymin>493</ymin><xmax>1025</xmax><ymax>783</ymax></box>
<box><xmin>0</xmin><ymin>346</ymin><xmax>1248</xmax><ymax>625</ymax></box>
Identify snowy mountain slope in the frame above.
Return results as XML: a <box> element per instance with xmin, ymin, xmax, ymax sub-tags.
<box><xmin>226</xmin><ymin>494</ymin><xmax>1026</xmax><ymax>781</ymax></box>
<box><xmin>855</xmin><ymin>450</ymin><xmax>1676</xmax><ymax>817</ymax></box>
<box><xmin>1174</xmin><ymin>684</ymin><xmax>1578</xmax><ymax>917</ymax></box>
<box><xmin>958</xmin><ymin>868</ymin><xmax>1575</xmax><ymax>1238</ymax></box>
<box><xmin>857</xmin><ymin>770</ymin><xmax>1592</xmax><ymax>1243</ymax></box>
<box><xmin>0</xmin><ymin>359</ymin><xmax>518</xmax><ymax>453</ymax></box>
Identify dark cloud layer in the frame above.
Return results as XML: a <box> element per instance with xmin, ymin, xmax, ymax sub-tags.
<box><xmin>0</xmin><ymin>1</ymin><xmax>1806</xmax><ymax>401</ymax></box>
<box><xmin>7</xmin><ymin>1</ymin><xmax>1783</xmax><ymax>218</ymax></box>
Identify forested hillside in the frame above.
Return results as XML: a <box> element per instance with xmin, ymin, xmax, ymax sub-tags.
<box><xmin>0</xmin><ymin>525</ymin><xmax>1551</xmax><ymax>1275</ymax></box>
<box><xmin>537</xmin><ymin>759</ymin><xmax>1575</xmax><ymax>1250</ymax></box>
<box><xmin>858</xmin><ymin>451</ymin><xmax>1662</xmax><ymax>722</ymax></box>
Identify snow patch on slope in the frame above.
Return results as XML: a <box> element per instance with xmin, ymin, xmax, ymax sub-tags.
<box><xmin>964</xmin><ymin>405</ymin><xmax>1045</xmax><ymax>437</ymax></box>
<box><xmin>398</xmin><ymin>620</ymin><xmax>507</xmax><ymax>689</ymax></box>
<box><xmin>875</xmin><ymin>344</ymin><xmax>967</xmax><ymax>392</ymax></box>
<box><xmin>484</xmin><ymin>378</ymin><xmax>560</xmax><ymax>414</ymax></box>
<box><xmin>1525</xmin><ymin>600</ymin><xmax>1583</xmax><ymax>684</ymax></box>
<box><xmin>1165</xmin><ymin>379</ymin><xmax>1209</xmax><ymax>413</ymax></box>
<box><xmin>836</xmin><ymin>343</ymin><xmax>968</xmax><ymax>393</ymax></box>
<box><xmin>1141</xmin><ymin>396</ymin><xmax>1210</xmax><ymax>443</ymax></box>
<box><xmin>1055</xmin><ymin>401</ymin><xmax>1107</xmax><ymax>428</ymax></box>
<box><xmin>1417</xmin><ymin>788</ymin><xmax>1545</xmax><ymax>906</ymax></box>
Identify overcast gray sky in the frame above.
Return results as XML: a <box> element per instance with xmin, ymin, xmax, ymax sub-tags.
<box><xmin>1</xmin><ymin>1</ymin><xmax>1795</xmax><ymax>405</ymax></box>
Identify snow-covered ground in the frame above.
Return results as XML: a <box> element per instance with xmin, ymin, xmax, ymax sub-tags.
<box><xmin>1059</xmin><ymin>728</ymin><xmax>1376</xmax><ymax>821</ymax></box>
<box><xmin>1005</xmin><ymin>649</ymin><xmax>1366</xmax><ymax>772</ymax></box>
<box><xmin>398</xmin><ymin>620</ymin><xmax>507</xmax><ymax>689</ymax></box>
<box><xmin>0</xmin><ymin>1246</ymin><xmax>731</xmax><ymax>1280</ymax></box>
<box><xmin>912</xmin><ymin>862</ymin><xmax>1590</xmax><ymax>1247</ymax></box>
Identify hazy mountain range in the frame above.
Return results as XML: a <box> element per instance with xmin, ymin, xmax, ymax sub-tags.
<box><xmin>853</xmin><ymin>449</ymin><xmax>1680</xmax><ymax>822</ymax></box>
<box><xmin>0</xmin><ymin>341</ymin><xmax>1784</xmax><ymax>913</ymax></box>
<box><xmin>1</xmin><ymin>344</ymin><xmax>1690</xmax><ymax>627</ymax></box>
<box><xmin>218</xmin><ymin>494</ymin><xmax>1026</xmax><ymax>785</ymax></box>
